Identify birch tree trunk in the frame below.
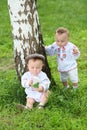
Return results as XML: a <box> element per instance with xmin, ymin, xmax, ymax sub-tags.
<box><xmin>8</xmin><ymin>0</ymin><xmax>51</xmax><ymax>80</ymax></box>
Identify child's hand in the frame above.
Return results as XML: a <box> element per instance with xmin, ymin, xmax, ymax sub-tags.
<box><xmin>38</xmin><ymin>86</ymin><xmax>44</xmax><ymax>92</ymax></box>
<box><xmin>29</xmin><ymin>79</ymin><xmax>33</xmax><ymax>86</ymax></box>
<box><xmin>32</xmin><ymin>86</ymin><xmax>44</xmax><ymax>92</ymax></box>
<box><xmin>73</xmin><ymin>47</ymin><xmax>78</xmax><ymax>55</ymax></box>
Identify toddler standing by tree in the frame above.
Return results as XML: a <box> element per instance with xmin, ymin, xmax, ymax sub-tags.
<box><xmin>45</xmin><ymin>27</ymin><xmax>80</xmax><ymax>90</ymax></box>
<box><xmin>21</xmin><ymin>53</ymin><xmax>50</xmax><ymax>109</ymax></box>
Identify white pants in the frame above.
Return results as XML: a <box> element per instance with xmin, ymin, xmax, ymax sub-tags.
<box><xmin>60</xmin><ymin>68</ymin><xmax>78</xmax><ymax>83</ymax></box>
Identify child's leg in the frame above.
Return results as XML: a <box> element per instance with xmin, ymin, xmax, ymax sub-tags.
<box><xmin>60</xmin><ymin>72</ymin><xmax>69</xmax><ymax>88</ymax></box>
<box><xmin>62</xmin><ymin>81</ymin><xmax>68</xmax><ymax>87</ymax></box>
<box><xmin>16</xmin><ymin>98</ymin><xmax>35</xmax><ymax>111</ymax></box>
<box><xmin>38</xmin><ymin>90</ymin><xmax>50</xmax><ymax>108</ymax></box>
<box><xmin>26</xmin><ymin>98</ymin><xmax>35</xmax><ymax>109</ymax></box>
<box><xmin>69</xmin><ymin>68</ymin><xmax>78</xmax><ymax>89</ymax></box>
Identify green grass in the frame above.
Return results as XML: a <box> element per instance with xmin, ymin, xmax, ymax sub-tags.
<box><xmin>0</xmin><ymin>0</ymin><xmax>87</xmax><ymax>129</ymax></box>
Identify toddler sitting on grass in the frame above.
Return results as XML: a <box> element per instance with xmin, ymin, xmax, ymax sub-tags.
<box><xmin>17</xmin><ymin>53</ymin><xmax>50</xmax><ymax>110</ymax></box>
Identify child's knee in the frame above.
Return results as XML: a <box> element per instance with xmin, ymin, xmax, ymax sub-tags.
<box><xmin>27</xmin><ymin>98</ymin><xmax>35</xmax><ymax>104</ymax></box>
<box><xmin>44</xmin><ymin>90</ymin><xmax>51</xmax><ymax>98</ymax></box>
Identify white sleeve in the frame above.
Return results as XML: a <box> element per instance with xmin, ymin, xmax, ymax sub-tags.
<box><xmin>39</xmin><ymin>73</ymin><xmax>50</xmax><ymax>92</ymax></box>
<box><xmin>45</xmin><ymin>44</ymin><xmax>56</xmax><ymax>56</ymax></box>
<box><xmin>21</xmin><ymin>73</ymin><xmax>30</xmax><ymax>88</ymax></box>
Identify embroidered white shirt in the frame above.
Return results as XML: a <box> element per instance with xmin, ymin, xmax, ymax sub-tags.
<box><xmin>46</xmin><ymin>42</ymin><xmax>80</xmax><ymax>72</ymax></box>
<box><xmin>21</xmin><ymin>71</ymin><xmax>50</xmax><ymax>101</ymax></box>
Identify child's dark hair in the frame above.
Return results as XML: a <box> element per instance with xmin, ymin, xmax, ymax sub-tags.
<box><xmin>56</xmin><ymin>27</ymin><xmax>69</xmax><ymax>37</ymax></box>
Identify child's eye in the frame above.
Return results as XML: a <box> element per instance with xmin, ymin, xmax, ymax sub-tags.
<box><xmin>61</xmin><ymin>41</ymin><xmax>65</xmax><ymax>42</ymax></box>
<box><xmin>57</xmin><ymin>40</ymin><xmax>59</xmax><ymax>42</ymax></box>
<box><xmin>36</xmin><ymin>67</ymin><xmax>39</xmax><ymax>69</ymax></box>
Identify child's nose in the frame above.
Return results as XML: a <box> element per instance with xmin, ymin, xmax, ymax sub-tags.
<box><xmin>34</xmin><ymin>68</ymin><xmax>37</xmax><ymax>71</ymax></box>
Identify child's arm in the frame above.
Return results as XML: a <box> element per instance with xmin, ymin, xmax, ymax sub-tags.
<box><xmin>21</xmin><ymin>73</ymin><xmax>33</xmax><ymax>88</ymax></box>
<box><xmin>45</xmin><ymin>43</ymin><xmax>56</xmax><ymax>56</ymax></box>
<box><xmin>39</xmin><ymin>73</ymin><xmax>50</xmax><ymax>92</ymax></box>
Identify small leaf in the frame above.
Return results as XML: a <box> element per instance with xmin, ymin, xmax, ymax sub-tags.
<box><xmin>33</xmin><ymin>82</ymin><xmax>39</xmax><ymax>88</ymax></box>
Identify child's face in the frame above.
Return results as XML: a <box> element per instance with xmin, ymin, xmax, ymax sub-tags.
<box><xmin>27</xmin><ymin>59</ymin><xmax>43</xmax><ymax>76</ymax></box>
<box><xmin>55</xmin><ymin>33</ymin><xmax>69</xmax><ymax>47</ymax></box>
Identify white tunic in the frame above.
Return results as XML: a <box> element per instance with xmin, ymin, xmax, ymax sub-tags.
<box><xmin>46</xmin><ymin>42</ymin><xmax>80</xmax><ymax>72</ymax></box>
<box><xmin>21</xmin><ymin>71</ymin><xmax>50</xmax><ymax>102</ymax></box>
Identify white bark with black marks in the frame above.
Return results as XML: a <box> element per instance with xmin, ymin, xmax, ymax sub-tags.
<box><xmin>8</xmin><ymin>0</ymin><xmax>52</xmax><ymax>81</ymax></box>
